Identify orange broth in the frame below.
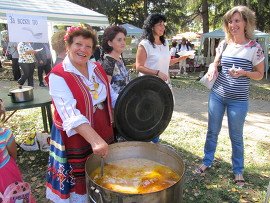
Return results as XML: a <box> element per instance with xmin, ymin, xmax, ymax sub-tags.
<box><xmin>89</xmin><ymin>158</ymin><xmax>180</xmax><ymax>194</ymax></box>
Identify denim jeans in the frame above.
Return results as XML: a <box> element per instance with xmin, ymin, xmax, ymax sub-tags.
<box><xmin>202</xmin><ymin>91</ymin><xmax>248</xmax><ymax>174</ymax></box>
<box><xmin>152</xmin><ymin>136</ymin><xmax>160</xmax><ymax>143</ymax></box>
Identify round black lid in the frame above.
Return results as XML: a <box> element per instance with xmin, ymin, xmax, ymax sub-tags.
<box><xmin>114</xmin><ymin>75</ymin><xmax>174</xmax><ymax>141</ymax></box>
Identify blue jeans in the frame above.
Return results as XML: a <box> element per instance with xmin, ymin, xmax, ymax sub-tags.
<box><xmin>202</xmin><ymin>91</ymin><xmax>248</xmax><ymax>174</ymax></box>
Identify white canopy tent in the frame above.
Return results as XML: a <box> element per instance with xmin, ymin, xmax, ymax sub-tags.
<box><xmin>197</xmin><ymin>29</ymin><xmax>269</xmax><ymax>79</ymax></box>
<box><xmin>121</xmin><ymin>23</ymin><xmax>143</xmax><ymax>36</ymax></box>
<box><xmin>0</xmin><ymin>0</ymin><xmax>109</xmax><ymax>26</ymax></box>
<box><xmin>98</xmin><ymin>23</ymin><xmax>143</xmax><ymax>36</ymax></box>
<box><xmin>0</xmin><ymin>0</ymin><xmax>109</xmax><ymax>60</ymax></box>
<box><xmin>0</xmin><ymin>0</ymin><xmax>109</xmax><ymax>42</ymax></box>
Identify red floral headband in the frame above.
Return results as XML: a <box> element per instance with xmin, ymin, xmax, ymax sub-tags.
<box><xmin>64</xmin><ymin>26</ymin><xmax>83</xmax><ymax>41</ymax></box>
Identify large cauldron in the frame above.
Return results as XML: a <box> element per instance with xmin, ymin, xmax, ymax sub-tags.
<box><xmin>85</xmin><ymin>142</ymin><xmax>185</xmax><ymax>203</ymax></box>
<box><xmin>86</xmin><ymin>76</ymin><xmax>184</xmax><ymax>202</ymax></box>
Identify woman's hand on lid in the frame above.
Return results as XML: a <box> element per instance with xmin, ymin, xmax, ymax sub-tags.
<box><xmin>157</xmin><ymin>71</ymin><xmax>168</xmax><ymax>81</ymax></box>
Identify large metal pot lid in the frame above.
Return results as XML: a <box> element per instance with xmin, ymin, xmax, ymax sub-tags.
<box><xmin>9</xmin><ymin>86</ymin><xmax>33</xmax><ymax>93</ymax></box>
<box><xmin>114</xmin><ymin>75</ymin><xmax>174</xmax><ymax>142</ymax></box>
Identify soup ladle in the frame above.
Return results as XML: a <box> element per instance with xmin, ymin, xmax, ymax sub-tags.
<box><xmin>100</xmin><ymin>157</ymin><xmax>104</xmax><ymax>177</ymax></box>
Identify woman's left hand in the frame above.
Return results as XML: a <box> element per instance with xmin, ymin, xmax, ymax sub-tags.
<box><xmin>157</xmin><ymin>71</ymin><xmax>168</xmax><ymax>81</ymax></box>
<box><xmin>228</xmin><ymin>69</ymin><xmax>246</xmax><ymax>78</ymax></box>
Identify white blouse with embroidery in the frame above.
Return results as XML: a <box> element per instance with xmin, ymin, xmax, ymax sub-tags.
<box><xmin>48</xmin><ymin>56</ymin><xmax>118</xmax><ymax>137</ymax></box>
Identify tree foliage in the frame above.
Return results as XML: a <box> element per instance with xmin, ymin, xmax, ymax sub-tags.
<box><xmin>69</xmin><ymin>0</ymin><xmax>270</xmax><ymax>34</ymax></box>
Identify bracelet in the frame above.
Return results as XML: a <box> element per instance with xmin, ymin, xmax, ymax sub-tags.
<box><xmin>155</xmin><ymin>70</ymin><xmax>160</xmax><ymax>76</ymax></box>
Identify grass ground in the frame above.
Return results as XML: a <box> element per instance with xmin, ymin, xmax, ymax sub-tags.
<box><xmin>1</xmin><ymin>70</ymin><xmax>270</xmax><ymax>202</ymax></box>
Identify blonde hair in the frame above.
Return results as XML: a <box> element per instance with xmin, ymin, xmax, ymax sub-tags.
<box><xmin>223</xmin><ymin>5</ymin><xmax>256</xmax><ymax>42</ymax></box>
<box><xmin>51</xmin><ymin>30</ymin><xmax>66</xmax><ymax>54</ymax></box>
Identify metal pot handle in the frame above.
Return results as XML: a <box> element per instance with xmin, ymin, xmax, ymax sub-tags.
<box><xmin>89</xmin><ymin>186</ymin><xmax>104</xmax><ymax>203</ymax></box>
<box><xmin>160</xmin><ymin>143</ymin><xmax>176</xmax><ymax>151</ymax></box>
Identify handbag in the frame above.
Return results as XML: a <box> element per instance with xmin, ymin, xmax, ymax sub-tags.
<box><xmin>199</xmin><ymin>73</ymin><xmax>217</xmax><ymax>89</ymax></box>
<box><xmin>0</xmin><ymin>181</ymin><xmax>32</xmax><ymax>203</ymax></box>
<box><xmin>199</xmin><ymin>41</ymin><xmax>227</xmax><ymax>89</ymax></box>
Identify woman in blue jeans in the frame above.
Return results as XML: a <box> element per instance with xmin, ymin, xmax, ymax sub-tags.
<box><xmin>195</xmin><ymin>6</ymin><xmax>265</xmax><ymax>187</ymax></box>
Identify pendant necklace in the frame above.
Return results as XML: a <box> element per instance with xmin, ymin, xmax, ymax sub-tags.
<box><xmin>86</xmin><ymin>75</ymin><xmax>99</xmax><ymax>100</ymax></box>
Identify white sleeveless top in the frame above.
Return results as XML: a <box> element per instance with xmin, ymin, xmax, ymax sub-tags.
<box><xmin>138</xmin><ymin>39</ymin><xmax>170</xmax><ymax>77</ymax></box>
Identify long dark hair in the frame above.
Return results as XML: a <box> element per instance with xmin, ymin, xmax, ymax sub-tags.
<box><xmin>141</xmin><ymin>13</ymin><xmax>166</xmax><ymax>48</ymax></box>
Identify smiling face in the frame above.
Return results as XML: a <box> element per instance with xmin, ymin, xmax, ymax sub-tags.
<box><xmin>228</xmin><ymin>12</ymin><xmax>246</xmax><ymax>38</ymax></box>
<box><xmin>152</xmin><ymin>21</ymin><xmax>165</xmax><ymax>37</ymax></box>
<box><xmin>108</xmin><ymin>32</ymin><xmax>126</xmax><ymax>54</ymax></box>
<box><xmin>67</xmin><ymin>35</ymin><xmax>93</xmax><ymax>68</ymax></box>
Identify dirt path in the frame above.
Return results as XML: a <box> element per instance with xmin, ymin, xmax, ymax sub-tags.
<box><xmin>172</xmin><ymin>87</ymin><xmax>270</xmax><ymax>140</ymax></box>
<box><xmin>1</xmin><ymin>76</ymin><xmax>269</xmax><ymax>139</ymax></box>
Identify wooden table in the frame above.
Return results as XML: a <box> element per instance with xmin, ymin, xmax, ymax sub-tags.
<box><xmin>0</xmin><ymin>88</ymin><xmax>52</xmax><ymax>133</ymax></box>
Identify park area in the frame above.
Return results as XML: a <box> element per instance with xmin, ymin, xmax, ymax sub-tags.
<box><xmin>1</xmin><ymin>67</ymin><xmax>270</xmax><ymax>202</ymax></box>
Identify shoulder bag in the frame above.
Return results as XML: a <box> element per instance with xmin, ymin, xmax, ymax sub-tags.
<box><xmin>199</xmin><ymin>41</ymin><xmax>227</xmax><ymax>89</ymax></box>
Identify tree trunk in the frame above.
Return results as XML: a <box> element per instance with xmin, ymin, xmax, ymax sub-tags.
<box><xmin>201</xmin><ymin>0</ymin><xmax>209</xmax><ymax>57</ymax></box>
<box><xmin>144</xmin><ymin>0</ymin><xmax>148</xmax><ymax>19</ymax></box>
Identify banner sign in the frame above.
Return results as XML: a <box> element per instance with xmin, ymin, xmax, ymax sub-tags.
<box><xmin>6</xmin><ymin>13</ymin><xmax>48</xmax><ymax>43</ymax></box>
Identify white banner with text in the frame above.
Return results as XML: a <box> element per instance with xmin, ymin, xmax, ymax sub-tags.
<box><xmin>6</xmin><ymin>13</ymin><xmax>48</xmax><ymax>43</ymax></box>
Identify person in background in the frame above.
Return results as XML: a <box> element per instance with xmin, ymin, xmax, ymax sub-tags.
<box><xmin>93</xmin><ymin>45</ymin><xmax>102</xmax><ymax>63</ymax></box>
<box><xmin>51</xmin><ymin>30</ymin><xmax>66</xmax><ymax>66</ymax></box>
<box><xmin>101</xmin><ymin>25</ymin><xmax>130</xmax><ymax>94</ymax></box>
<box><xmin>195</xmin><ymin>6</ymin><xmax>264</xmax><ymax>187</ymax></box>
<box><xmin>45</xmin><ymin>26</ymin><xmax>118</xmax><ymax>202</ymax></box>
<box><xmin>170</xmin><ymin>41</ymin><xmax>178</xmax><ymax>59</ymax></box>
<box><xmin>1</xmin><ymin>30</ymin><xmax>8</xmax><ymax>58</ymax></box>
<box><xmin>186</xmin><ymin>43</ymin><xmax>195</xmax><ymax>72</ymax></box>
<box><xmin>177</xmin><ymin>37</ymin><xmax>190</xmax><ymax>75</ymax></box>
<box><xmin>100</xmin><ymin>25</ymin><xmax>130</xmax><ymax>142</ymax></box>
<box><xmin>7</xmin><ymin>40</ymin><xmax>21</xmax><ymax>81</ymax></box>
<box><xmin>17</xmin><ymin>42</ymin><xmax>38</xmax><ymax>87</ymax></box>
<box><xmin>169</xmin><ymin>41</ymin><xmax>179</xmax><ymax>78</ymax></box>
<box><xmin>136</xmin><ymin>13</ymin><xmax>189</xmax><ymax>143</ymax></box>
<box><xmin>32</xmin><ymin>43</ymin><xmax>52</xmax><ymax>87</ymax></box>
<box><xmin>0</xmin><ymin>99</ymin><xmax>35</xmax><ymax>202</ymax></box>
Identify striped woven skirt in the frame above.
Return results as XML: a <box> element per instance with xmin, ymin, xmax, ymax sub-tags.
<box><xmin>46</xmin><ymin>106</ymin><xmax>114</xmax><ymax>202</ymax></box>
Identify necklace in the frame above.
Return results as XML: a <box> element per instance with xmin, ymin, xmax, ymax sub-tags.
<box><xmin>86</xmin><ymin>75</ymin><xmax>99</xmax><ymax>100</ymax></box>
<box><xmin>157</xmin><ymin>44</ymin><xmax>162</xmax><ymax>51</ymax></box>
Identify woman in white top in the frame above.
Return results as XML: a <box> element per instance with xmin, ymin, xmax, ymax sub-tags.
<box><xmin>136</xmin><ymin>13</ymin><xmax>188</xmax><ymax>143</ymax></box>
<box><xmin>177</xmin><ymin>37</ymin><xmax>190</xmax><ymax>75</ymax></box>
<box><xmin>136</xmin><ymin>13</ymin><xmax>188</xmax><ymax>82</ymax></box>
<box><xmin>195</xmin><ymin>6</ymin><xmax>264</xmax><ymax>187</ymax></box>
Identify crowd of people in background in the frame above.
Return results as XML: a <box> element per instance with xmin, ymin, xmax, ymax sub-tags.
<box><xmin>169</xmin><ymin>37</ymin><xmax>196</xmax><ymax>76</ymax></box>
<box><xmin>0</xmin><ymin>30</ymin><xmax>53</xmax><ymax>87</ymax></box>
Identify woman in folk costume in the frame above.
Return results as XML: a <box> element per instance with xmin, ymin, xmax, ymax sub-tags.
<box><xmin>45</xmin><ymin>26</ymin><xmax>118</xmax><ymax>202</ymax></box>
